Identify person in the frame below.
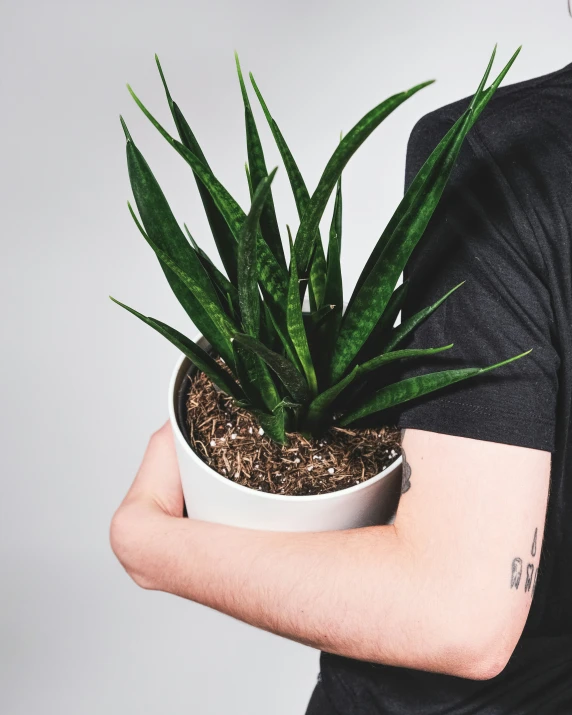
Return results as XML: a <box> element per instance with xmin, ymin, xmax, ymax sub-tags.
<box><xmin>110</xmin><ymin>51</ymin><xmax>572</xmax><ymax>715</ymax></box>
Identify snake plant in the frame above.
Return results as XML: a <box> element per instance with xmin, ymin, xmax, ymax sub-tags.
<box><xmin>111</xmin><ymin>46</ymin><xmax>530</xmax><ymax>444</ymax></box>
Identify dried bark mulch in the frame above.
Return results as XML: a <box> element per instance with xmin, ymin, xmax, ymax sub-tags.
<box><xmin>184</xmin><ymin>364</ymin><xmax>402</xmax><ymax>497</ymax></box>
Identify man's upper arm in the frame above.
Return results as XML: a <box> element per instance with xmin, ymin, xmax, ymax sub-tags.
<box><xmin>395</xmin><ymin>427</ymin><xmax>551</xmax><ymax>679</ymax></box>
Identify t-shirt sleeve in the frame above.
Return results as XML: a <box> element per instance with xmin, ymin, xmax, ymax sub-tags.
<box><xmin>386</xmin><ymin>110</ymin><xmax>559</xmax><ymax>452</ymax></box>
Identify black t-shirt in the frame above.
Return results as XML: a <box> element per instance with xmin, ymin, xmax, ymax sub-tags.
<box><xmin>315</xmin><ymin>61</ymin><xmax>572</xmax><ymax>714</ymax></box>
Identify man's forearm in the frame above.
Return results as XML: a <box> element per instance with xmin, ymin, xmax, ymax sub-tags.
<box><xmin>127</xmin><ymin>512</ymin><xmax>469</xmax><ymax>677</ymax></box>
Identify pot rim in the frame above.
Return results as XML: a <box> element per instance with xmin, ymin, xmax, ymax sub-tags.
<box><xmin>168</xmin><ymin>348</ymin><xmax>402</xmax><ymax>503</ymax></box>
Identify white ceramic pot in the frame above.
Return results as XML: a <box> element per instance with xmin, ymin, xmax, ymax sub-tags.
<box><xmin>168</xmin><ymin>333</ymin><xmax>402</xmax><ymax>532</ymax></box>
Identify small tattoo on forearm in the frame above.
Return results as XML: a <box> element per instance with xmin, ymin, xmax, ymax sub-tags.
<box><xmin>401</xmin><ymin>447</ymin><xmax>411</xmax><ymax>494</ymax></box>
<box><xmin>525</xmin><ymin>564</ymin><xmax>535</xmax><ymax>592</ymax></box>
<box><xmin>510</xmin><ymin>558</ymin><xmax>522</xmax><ymax>589</ymax></box>
<box><xmin>510</xmin><ymin>527</ymin><xmax>540</xmax><ymax>595</ymax></box>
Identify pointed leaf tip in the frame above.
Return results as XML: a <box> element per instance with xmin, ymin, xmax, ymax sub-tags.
<box><xmin>155</xmin><ymin>55</ymin><xmax>172</xmax><ymax>103</ymax></box>
<box><xmin>119</xmin><ymin>115</ymin><xmax>132</xmax><ymax>142</ymax></box>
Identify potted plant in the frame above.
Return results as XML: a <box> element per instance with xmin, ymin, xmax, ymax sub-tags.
<box><xmin>111</xmin><ymin>46</ymin><xmax>529</xmax><ymax>532</ymax></box>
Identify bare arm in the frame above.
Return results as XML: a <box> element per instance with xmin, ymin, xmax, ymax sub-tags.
<box><xmin>110</xmin><ymin>421</ymin><xmax>550</xmax><ymax>680</ymax></box>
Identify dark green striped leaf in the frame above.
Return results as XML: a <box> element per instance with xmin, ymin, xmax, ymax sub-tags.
<box><xmin>294</xmin><ymin>80</ymin><xmax>435</xmax><ymax>276</ymax></box>
<box><xmin>329</xmin><ymin>46</ymin><xmax>518</xmax><ymax>384</ymax></box>
<box><xmin>324</xmin><ymin>176</ymin><xmax>343</xmax><ymax>315</ymax></box>
<box><xmin>330</xmin><ymin>102</ymin><xmax>477</xmax><ymax>382</ymax></box>
<box><xmin>310</xmin><ymin>303</ymin><xmax>336</xmax><ymax>327</ymax></box>
<box><xmin>321</xmin><ymin>176</ymin><xmax>344</xmax><ymax>340</ymax></box>
<box><xmin>346</xmin><ymin>46</ymin><xmax>515</xmax><ymax>312</ymax></box>
<box><xmin>306</xmin><ymin>344</ymin><xmax>453</xmax><ymax>427</ymax></box>
<box><xmin>183</xmin><ymin>224</ymin><xmax>240</xmax><ymax>319</ymax></box>
<box><xmin>125</xmin><ymin>136</ymin><xmax>221</xmax><ymax>309</ymax></box>
<box><xmin>383</xmin><ymin>281</ymin><xmax>464</xmax><ymax>352</ymax></box>
<box><xmin>353</xmin><ymin>280</ymin><xmax>409</xmax><ymax>365</ymax></box>
<box><xmin>257</xmin><ymin>407</ymin><xmax>288</xmax><ymax>444</ymax></box>
<box><xmin>233</xmin><ymin>333</ymin><xmax>311</xmax><ymax>403</ymax></box>
<box><xmin>127</xmin><ymin>84</ymin><xmax>290</xmax><ymax>309</ymax></box>
<box><xmin>312</xmin><ymin>177</ymin><xmax>344</xmax><ymax>385</ymax></box>
<box><xmin>238</xmin><ymin>167</ymin><xmax>278</xmax><ymax>337</ymax></box>
<box><xmin>245</xmin><ymin>162</ymin><xmax>253</xmax><ymax>199</ymax></box>
<box><xmin>232</xmin><ymin>340</ymin><xmax>282</xmax><ymax>415</ymax></box>
<box><xmin>235</xmin><ymin>52</ymin><xmax>286</xmax><ymax>268</ymax></box>
<box><xmin>339</xmin><ymin>349</ymin><xmax>532</xmax><ymax>425</ymax></box>
<box><xmin>287</xmin><ymin>234</ymin><xmax>318</xmax><ymax>395</ymax></box>
<box><xmin>261</xmin><ymin>295</ymin><xmax>303</xmax><ymax>370</ymax></box>
<box><xmin>249</xmin><ymin>71</ymin><xmax>327</xmax><ymax>307</ymax></box>
<box><xmin>308</xmin><ymin>241</ymin><xmax>327</xmax><ymax>311</ymax></box>
<box><xmin>138</xmin><ymin>228</ymin><xmax>239</xmax><ymax>345</ymax></box>
<box><xmin>123</xmin><ymin>131</ymin><xmax>235</xmax><ymax>364</ymax></box>
<box><xmin>155</xmin><ymin>55</ymin><xmax>239</xmax><ymax>283</ymax></box>
<box><xmin>109</xmin><ymin>297</ymin><xmax>244</xmax><ymax>401</ymax></box>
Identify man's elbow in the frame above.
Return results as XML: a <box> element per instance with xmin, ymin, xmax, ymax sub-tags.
<box><xmin>451</xmin><ymin>641</ymin><xmax>512</xmax><ymax>681</ymax></box>
<box><xmin>440</xmin><ymin>624</ymin><xmax>516</xmax><ymax>681</ymax></box>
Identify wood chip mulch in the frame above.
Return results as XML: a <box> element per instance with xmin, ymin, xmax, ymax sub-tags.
<box><xmin>184</xmin><ymin>362</ymin><xmax>402</xmax><ymax>497</ymax></box>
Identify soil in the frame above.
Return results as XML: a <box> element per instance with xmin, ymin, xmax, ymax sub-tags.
<box><xmin>183</xmin><ymin>360</ymin><xmax>403</xmax><ymax>497</ymax></box>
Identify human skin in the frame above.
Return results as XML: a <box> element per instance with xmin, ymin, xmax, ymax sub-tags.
<box><xmin>110</xmin><ymin>420</ymin><xmax>550</xmax><ymax>680</ymax></box>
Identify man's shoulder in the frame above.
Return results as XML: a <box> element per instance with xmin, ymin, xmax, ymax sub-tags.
<box><xmin>405</xmin><ymin>60</ymin><xmax>572</xmax><ymax>185</ymax></box>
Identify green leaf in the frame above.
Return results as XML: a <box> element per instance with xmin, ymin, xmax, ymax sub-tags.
<box><xmin>155</xmin><ymin>55</ymin><xmax>239</xmax><ymax>283</ymax></box>
<box><xmin>238</xmin><ymin>167</ymin><xmax>278</xmax><ymax>337</ymax></box>
<box><xmin>315</xmin><ymin>131</ymin><xmax>344</xmax><ymax>312</ymax></box>
<box><xmin>311</xmin><ymin>176</ymin><xmax>344</xmax><ymax>386</ymax></box>
<box><xmin>245</xmin><ymin>162</ymin><xmax>254</xmax><ymax>199</ymax></box>
<box><xmin>383</xmin><ymin>281</ymin><xmax>464</xmax><ymax>352</ymax></box>
<box><xmin>261</xmin><ymin>295</ymin><xmax>304</xmax><ymax>370</ymax></box>
<box><xmin>353</xmin><ymin>280</ymin><xmax>409</xmax><ymax>365</ymax></box>
<box><xmin>183</xmin><ymin>224</ymin><xmax>240</xmax><ymax>320</ymax></box>
<box><xmin>123</xmin><ymin>134</ymin><xmax>235</xmax><ymax>365</ymax></box>
<box><xmin>260</xmin><ymin>301</ymin><xmax>281</xmax><ymax>353</ymax></box>
<box><xmin>235</xmin><ymin>51</ymin><xmax>286</xmax><ymax>268</ymax></box>
<box><xmin>320</xmin><ymin>176</ymin><xmax>344</xmax><ymax>342</ymax></box>
<box><xmin>109</xmin><ymin>297</ymin><xmax>244</xmax><ymax>401</ymax></box>
<box><xmin>287</xmin><ymin>233</ymin><xmax>319</xmax><ymax>395</ymax></box>
<box><xmin>232</xmin><ymin>340</ymin><xmax>282</xmax><ymax>415</ymax></box>
<box><xmin>308</xmin><ymin>242</ymin><xmax>327</xmax><ymax>311</ymax></box>
<box><xmin>310</xmin><ymin>303</ymin><xmax>336</xmax><ymax>327</ymax></box>
<box><xmin>233</xmin><ymin>333</ymin><xmax>311</xmax><ymax>404</ymax></box>
<box><xmin>257</xmin><ymin>407</ymin><xmax>288</xmax><ymax>444</ymax></box>
<box><xmin>125</xmin><ymin>136</ymin><xmax>221</xmax><ymax>308</ymax></box>
<box><xmin>330</xmin><ymin>107</ymin><xmax>475</xmax><ymax>381</ymax></box>
<box><xmin>127</xmin><ymin>84</ymin><xmax>290</xmax><ymax>310</ymax></box>
<box><xmin>329</xmin><ymin>49</ymin><xmax>520</xmax><ymax>383</ymax></box>
<box><xmin>339</xmin><ymin>349</ymin><xmax>532</xmax><ymax>426</ymax></box>
<box><xmin>294</xmin><ymin>79</ymin><xmax>435</xmax><ymax>276</ymax></box>
<box><xmin>249</xmin><ymin>71</ymin><xmax>313</xmax><ymax>219</ymax></box>
<box><xmin>249</xmin><ymin>70</ymin><xmax>327</xmax><ymax>308</ymax></box>
<box><xmin>138</xmin><ymin>227</ymin><xmax>239</xmax><ymax>346</ymax></box>
<box><xmin>324</xmin><ymin>176</ymin><xmax>343</xmax><ymax>313</ymax></box>
<box><xmin>305</xmin><ymin>343</ymin><xmax>453</xmax><ymax>428</ymax></box>
<box><xmin>347</xmin><ymin>46</ymin><xmax>514</xmax><ymax>312</ymax></box>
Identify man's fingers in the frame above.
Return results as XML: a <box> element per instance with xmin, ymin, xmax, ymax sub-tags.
<box><xmin>127</xmin><ymin>420</ymin><xmax>185</xmax><ymax>517</ymax></box>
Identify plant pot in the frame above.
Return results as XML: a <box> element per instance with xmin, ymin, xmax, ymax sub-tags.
<box><xmin>168</xmin><ymin>331</ymin><xmax>403</xmax><ymax>532</ymax></box>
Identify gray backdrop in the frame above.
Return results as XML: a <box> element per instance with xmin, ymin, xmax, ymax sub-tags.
<box><xmin>1</xmin><ymin>1</ymin><xmax>571</xmax><ymax>713</ymax></box>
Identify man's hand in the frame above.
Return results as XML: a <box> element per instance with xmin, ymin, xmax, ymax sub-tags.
<box><xmin>110</xmin><ymin>420</ymin><xmax>184</xmax><ymax>590</ymax></box>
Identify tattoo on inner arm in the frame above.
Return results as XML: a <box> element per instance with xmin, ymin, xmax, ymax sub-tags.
<box><xmin>524</xmin><ymin>564</ymin><xmax>535</xmax><ymax>592</ymax></box>
<box><xmin>510</xmin><ymin>527</ymin><xmax>539</xmax><ymax>596</ymax></box>
<box><xmin>401</xmin><ymin>448</ymin><xmax>411</xmax><ymax>494</ymax></box>
<box><xmin>510</xmin><ymin>558</ymin><xmax>522</xmax><ymax>589</ymax></box>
